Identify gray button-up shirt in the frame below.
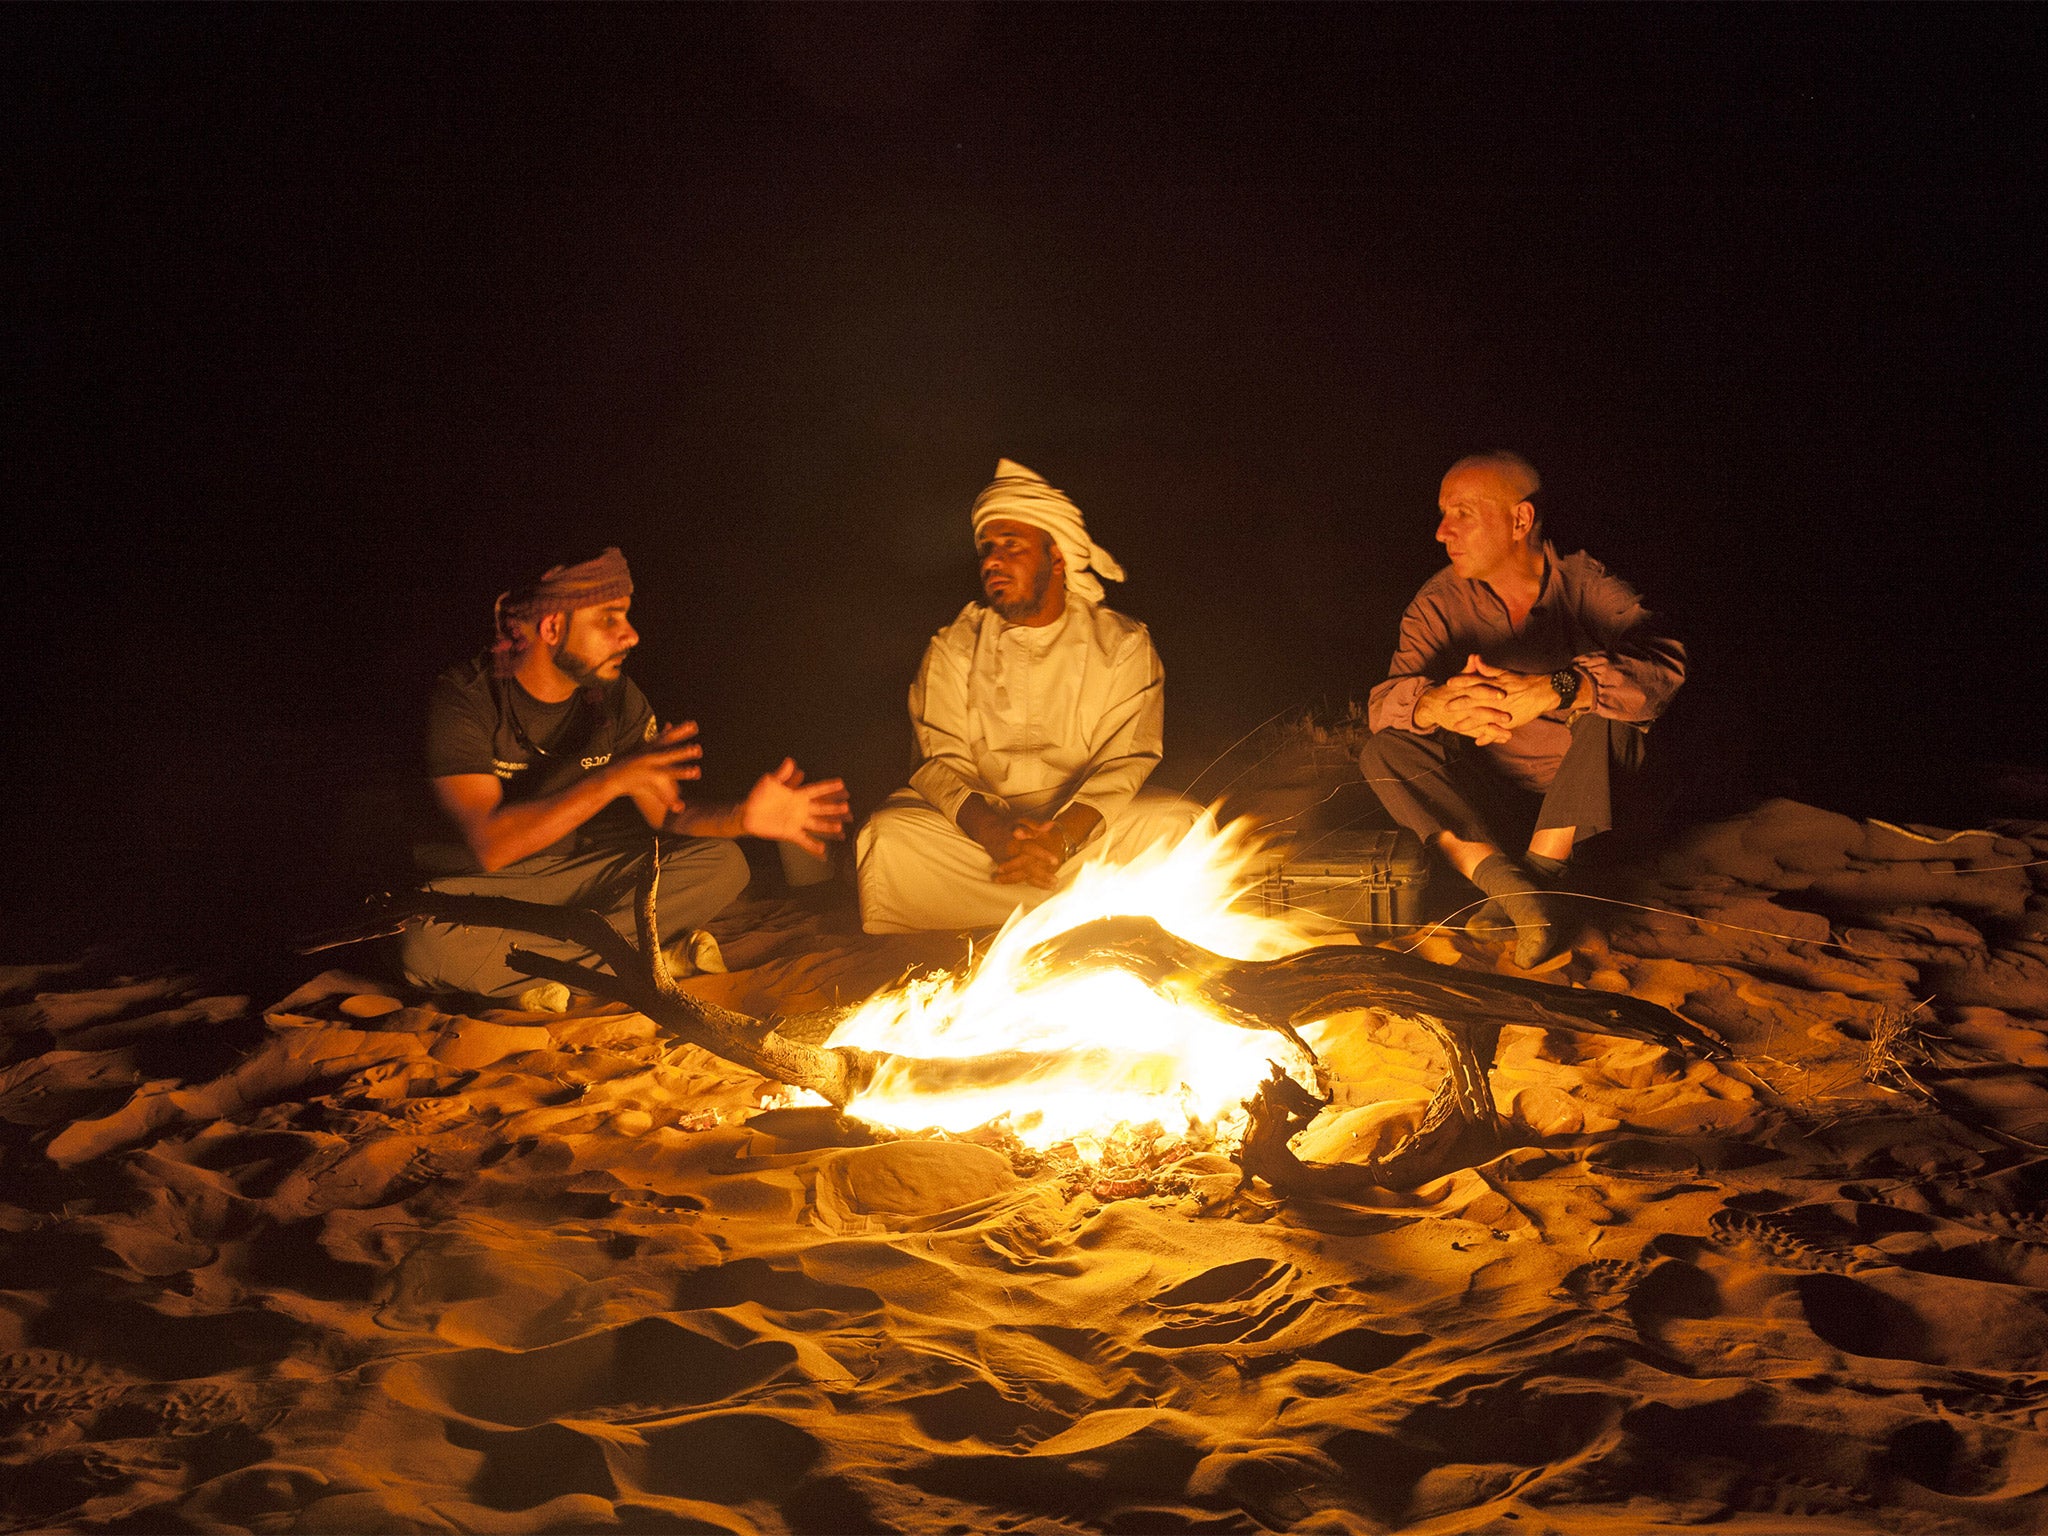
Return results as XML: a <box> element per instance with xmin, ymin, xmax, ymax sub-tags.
<box><xmin>1368</xmin><ymin>543</ymin><xmax>1686</xmax><ymax>791</ymax></box>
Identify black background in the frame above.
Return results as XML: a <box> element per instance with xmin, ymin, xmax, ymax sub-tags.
<box><xmin>5</xmin><ymin>4</ymin><xmax>2043</xmax><ymax>963</ymax></box>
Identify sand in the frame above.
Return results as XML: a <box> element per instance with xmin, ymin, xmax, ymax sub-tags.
<box><xmin>5</xmin><ymin>797</ymin><xmax>2048</xmax><ymax>1533</ymax></box>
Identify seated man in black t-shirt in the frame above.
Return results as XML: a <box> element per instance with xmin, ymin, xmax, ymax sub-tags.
<box><xmin>400</xmin><ymin>547</ymin><xmax>849</xmax><ymax>1007</ymax></box>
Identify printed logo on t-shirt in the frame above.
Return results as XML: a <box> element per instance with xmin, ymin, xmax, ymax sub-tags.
<box><xmin>644</xmin><ymin>717</ymin><xmax>658</xmax><ymax>742</ymax></box>
<box><xmin>581</xmin><ymin>753</ymin><xmax>613</xmax><ymax>770</ymax></box>
<box><xmin>491</xmin><ymin>758</ymin><xmax>529</xmax><ymax>780</ymax></box>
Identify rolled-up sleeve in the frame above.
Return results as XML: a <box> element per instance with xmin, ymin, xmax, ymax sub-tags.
<box><xmin>907</xmin><ymin>636</ymin><xmax>983</xmax><ymax>822</ymax></box>
<box><xmin>1368</xmin><ymin>593</ymin><xmax>1455</xmax><ymax>735</ymax></box>
<box><xmin>1067</xmin><ymin>631</ymin><xmax>1166</xmax><ymax>822</ymax></box>
<box><xmin>1572</xmin><ymin>568</ymin><xmax>1686</xmax><ymax>724</ymax></box>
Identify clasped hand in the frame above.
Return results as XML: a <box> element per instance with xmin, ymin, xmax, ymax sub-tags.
<box><xmin>1419</xmin><ymin>655</ymin><xmax>1559</xmax><ymax>746</ymax></box>
<box><xmin>960</xmin><ymin>799</ymin><xmax>1071</xmax><ymax>889</ymax></box>
<box><xmin>990</xmin><ymin>818</ymin><xmax>1069</xmax><ymax>889</ymax></box>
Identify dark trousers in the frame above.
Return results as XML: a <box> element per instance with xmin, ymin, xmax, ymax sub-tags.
<box><xmin>1359</xmin><ymin>714</ymin><xmax>1646</xmax><ymax>851</ymax></box>
<box><xmin>399</xmin><ymin>833</ymin><xmax>750</xmax><ymax>999</ymax></box>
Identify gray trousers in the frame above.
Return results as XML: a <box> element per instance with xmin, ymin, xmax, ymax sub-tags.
<box><xmin>1359</xmin><ymin>714</ymin><xmax>1646</xmax><ymax>850</ymax></box>
<box><xmin>399</xmin><ymin>833</ymin><xmax>750</xmax><ymax>999</ymax></box>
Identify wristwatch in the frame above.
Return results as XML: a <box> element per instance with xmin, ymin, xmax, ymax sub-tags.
<box><xmin>1550</xmin><ymin>667</ymin><xmax>1582</xmax><ymax>711</ymax></box>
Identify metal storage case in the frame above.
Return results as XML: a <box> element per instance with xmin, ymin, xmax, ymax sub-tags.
<box><xmin>1258</xmin><ymin>828</ymin><xmax>1431</xmax><ymax>935</ymax></box>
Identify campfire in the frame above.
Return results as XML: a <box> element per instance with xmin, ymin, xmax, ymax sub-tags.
<box><xmin>824</xmin><ymin>813</ymin><xmax>1333</xmax><ymax>1153</ymax></box>
<box><xmin>360</xmin><ymin>814</ymin><xmax>1725</xmax><ymax>1199</ymax></box>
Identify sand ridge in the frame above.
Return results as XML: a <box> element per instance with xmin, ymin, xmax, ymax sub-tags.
<box><xmin>4</xmin><ymin>798</ymin><xmax>2048</xmax><ymax>1532</ymax></box>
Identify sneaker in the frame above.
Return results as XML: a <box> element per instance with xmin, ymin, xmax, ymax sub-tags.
<box><xmin>687</xmin><ymin>930</ymin><xmax>727</xmax><ymax>974</ymax></box>
<box><xmin>661</xmin><ymin>929</ymin><xmax>727</xmax><ymax>977</ymax></box>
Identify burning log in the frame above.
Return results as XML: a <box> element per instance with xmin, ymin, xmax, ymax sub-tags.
<box><xmin>1023</xmin><ymin>916</ymin><xmax>1727</xmax><ymax>1194</ymax></box>
<box><xmin>1022</xmin><ymin>915</ymin><xmax>1728</xmax><ymax>1060</ymax></box>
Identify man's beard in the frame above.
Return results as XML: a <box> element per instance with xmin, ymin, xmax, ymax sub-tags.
<box><xmin>553</xmin><ymin>638</ymin><xmax>627</xmax><ymax>696</ymax></box>
<box><xmin>988</xmin><ymin>561</ymin><xmax>1054</xmax><ymax>622</ymax></box>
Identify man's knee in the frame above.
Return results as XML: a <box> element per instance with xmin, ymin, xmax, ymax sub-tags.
<box><xmin>659</xmin><ymin>837</ymin><xmax>750</xmax><ymax>921</ymax></box>
<box><xmin>1103</xmin><ymin>793</ymin><xmax>1203</xmax><ymax>860</ymax></box>
<box><xmin>1360</xmin><ymin>729</ymin><xmax>1450</xmax><ymax>813</ymax></box>
<box><xmin>857</xmin><ymin>797</ymin><xmax>984</xmax><ymax>934</ymax></box>
<box><xmin>1360</xmin><ymin>727</ymin><xmax>1438</xmax><ymax>775</ymax></box>
<box><xmin>1574</xmin><ymin>713</ymin><xmax>1648</xmax><ymax>773</ymax></box>
<box><xmin>398</xmin><ymin>920</ymin><xmax>498</xmax><ymax>997</ymax></box>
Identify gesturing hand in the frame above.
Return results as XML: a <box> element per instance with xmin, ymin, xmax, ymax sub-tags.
<box><xmin>739</xmin><ymin>758</ymin><xmax>851</xmax><ymax>857</ymax></box>
<box><xmin>609</xmin><ymin>721</ymin><xmax>705</xmax><ymax>816</ymax></box>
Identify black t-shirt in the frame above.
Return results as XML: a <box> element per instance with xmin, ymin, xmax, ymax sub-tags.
<box><xmin>421</xmin><ymin>656</ymin><xmax>657</xmax><ymax>867</ymax></box>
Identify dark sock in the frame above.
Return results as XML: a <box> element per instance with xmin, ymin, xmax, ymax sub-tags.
<box><xmin>1471</xmin><ymin>854</ymin><xmax>1556</xmax><ymax>967</ymax></box>
<box><xmin>1464</xmin><ymin>897</ymin><xmax>1512</xmax><ymax>938</ymax></box>
<box><xmin>1524</xmin><ymin>850</ymin><xmax>1570</xmax><ymax>883</ymax></box>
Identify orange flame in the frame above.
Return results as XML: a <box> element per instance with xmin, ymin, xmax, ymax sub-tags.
<box><xmin>826</xmin><ymin>811</ymin><xmax>1342</xmax><ymax>1155</ymax></box>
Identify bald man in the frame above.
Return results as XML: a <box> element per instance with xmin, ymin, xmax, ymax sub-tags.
<box><xmin>1360</xmin><ymin>452</ymin><xmax>1686</xmax><ymax>965</ymax></box>
<box><xmin>857</xmin><ymin>459</ymin><xmax>1198</xmax><ymax>933</ymax></box>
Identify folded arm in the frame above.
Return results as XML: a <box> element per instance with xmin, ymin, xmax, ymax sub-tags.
<box><xmin>906</xmin><ymin>637</ymin><xmax>986</xmax><ymax>825</ymax></box>
<box><xmin>1062</xmin><ymin>632</ymin><xmax>1166</xmax><ymax>827</ymax></box>
<box><xmin>1570</xmin><ymin>570</ymin><xmax>1687</xmax><ymax>723</ymax></box>
<box><xmin>1369</xmin><ymin>596</ymin><xmax>1459</xmax><ymax>735</ymax></box>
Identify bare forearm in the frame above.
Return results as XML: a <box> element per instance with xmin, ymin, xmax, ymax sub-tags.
<box><xmin>469</xmin><ymin>773</ymin><xmax>622</xmax><ymax>870</ymax></box>
<box><xmin>1055</xmin><ymin>803</ymin><xmax>1103</xmax><ymax>856</ymax></box>
<box><xmin>667</xmin><ymin>802</ymin><xmax>744</xmax><ymax>839</ymax></box>
<box><xmin>956</xmin><ymin>795</ymin><xmax>1004</xmax><ymax>848</ymax></box>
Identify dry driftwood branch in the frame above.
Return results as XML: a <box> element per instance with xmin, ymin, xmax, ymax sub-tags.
<box><xmin>315</xmin><ymin>843</ymin><xmax>881</xmax><ymax>1107</ymax></box>
<box><xmin>1235</xmin><ymin>1063</ymin><xmax>1506</xmax><ymax>1196</ymax></box>
<box><xmin>1024</xmin><ymin>915</ymin><xmax>1725</xmax><ymax>1194</ymax></box>
<box><xmin>1023</xmin><ymin>915</ymin><xmax>1728</xmax><ymax>1060</ymax></box>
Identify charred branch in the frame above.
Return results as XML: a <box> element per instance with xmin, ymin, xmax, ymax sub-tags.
<box><xmin>1024</xmin><ymin>916</ymin><xmax>1727</xmax><ymax>1059</ymax></box>
<box><xmin>1025</xmin><ymin>916</ymin><xmax>1724</xmax><ymax>1196</ymax></box>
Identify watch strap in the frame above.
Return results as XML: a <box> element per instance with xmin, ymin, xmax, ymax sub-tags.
<box><xmin>1550</xmin><ymin>667</ymin><xmax>1582</xmax><ymax>710</ymax></box>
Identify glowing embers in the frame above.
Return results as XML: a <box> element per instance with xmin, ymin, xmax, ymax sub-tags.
<box><xmin>826</xmin><ymin>811</ymin><xmax>1336</xmax><ymax>1152</ymax></box>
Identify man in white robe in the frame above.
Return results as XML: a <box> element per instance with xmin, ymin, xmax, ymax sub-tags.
<box><xmin>857</xmin><ymin>459</ymin><xmax>1197</xmax><ymax>933</ymax></box>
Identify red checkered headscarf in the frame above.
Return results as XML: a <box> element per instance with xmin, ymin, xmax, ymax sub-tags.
<box><xmin>490</xmin><ymin>547</ymin><xmax>634</xmax><ymax>677</ymax></box>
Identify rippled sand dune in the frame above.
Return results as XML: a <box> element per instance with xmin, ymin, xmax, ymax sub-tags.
<box><xmin>5</xmin><ymin>799</ymin><xmax>2048</xmax><ymax>1533</ymax></box>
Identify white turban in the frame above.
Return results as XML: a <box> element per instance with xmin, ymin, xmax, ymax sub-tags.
<box><xmin>969</xmin><ymin>458</ymin><xmax>1126</xmax><ymax>604</ymax></box>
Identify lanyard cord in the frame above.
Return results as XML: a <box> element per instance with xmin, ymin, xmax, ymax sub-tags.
<box><xmin>496</xmin><ymin>678</ymin><xmax>582</xmax><ymax>760</ymax></box>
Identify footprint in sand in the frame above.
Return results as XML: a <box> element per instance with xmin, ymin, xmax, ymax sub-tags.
<box><xmin>1619</xmin><ymin>1255</ymin><xmax>1724</xmax><ymax>1339</ymax></box>
<box><xmin>447</xmin><ymin>1418</ymin><xmax>623</xmax><ymax>1510</ymax></box>
<box><xmin>901</xmin><ymin>1376</ymin><xmax>1076</xmax><ymax>1448</ymax></box>
<box><xmin>1886</xmin><ymin>1413</ymin><xmax>2048</xmax><ymax>1499</ymax></box>
<box><xmin>1289</xmin><ymin>1324</ymin><xmax>1429</xmax><ymax>1375</ymax></box>
<box><xmin>904</xmin><ymin>1407</ymin><xmax>1216</xmax><ymax>1521</ymax></box>
<box><xmin>1707</xmin><ymin>1206</ymin><xmax>1875</xmax><ymax>1273</ymax></box>
<box><xmin>1394</xmin><ymin>1383</ymin><xmax>1621</xmax><ymax>1497</ymax></box>
<box><xmin>1796</xmin><ymin>1269</ymin><xmax>2048</xmax><ymax>1370</ymax></box>
<box><xmin>30</xmin><ymin>1293</ymin><xmax>309</xmax><ymax>1380</ymax></box>
<box><xmin>1556</xmin><ymin>1256</ymin><xmax>1651</xmax><ymax>1311</ymax></box>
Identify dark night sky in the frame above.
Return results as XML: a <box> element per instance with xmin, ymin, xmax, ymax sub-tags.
<box><xmin>4</xmin><ymin>4</ymin><xmax>2044</xmax><ymax>959</ymax></box>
